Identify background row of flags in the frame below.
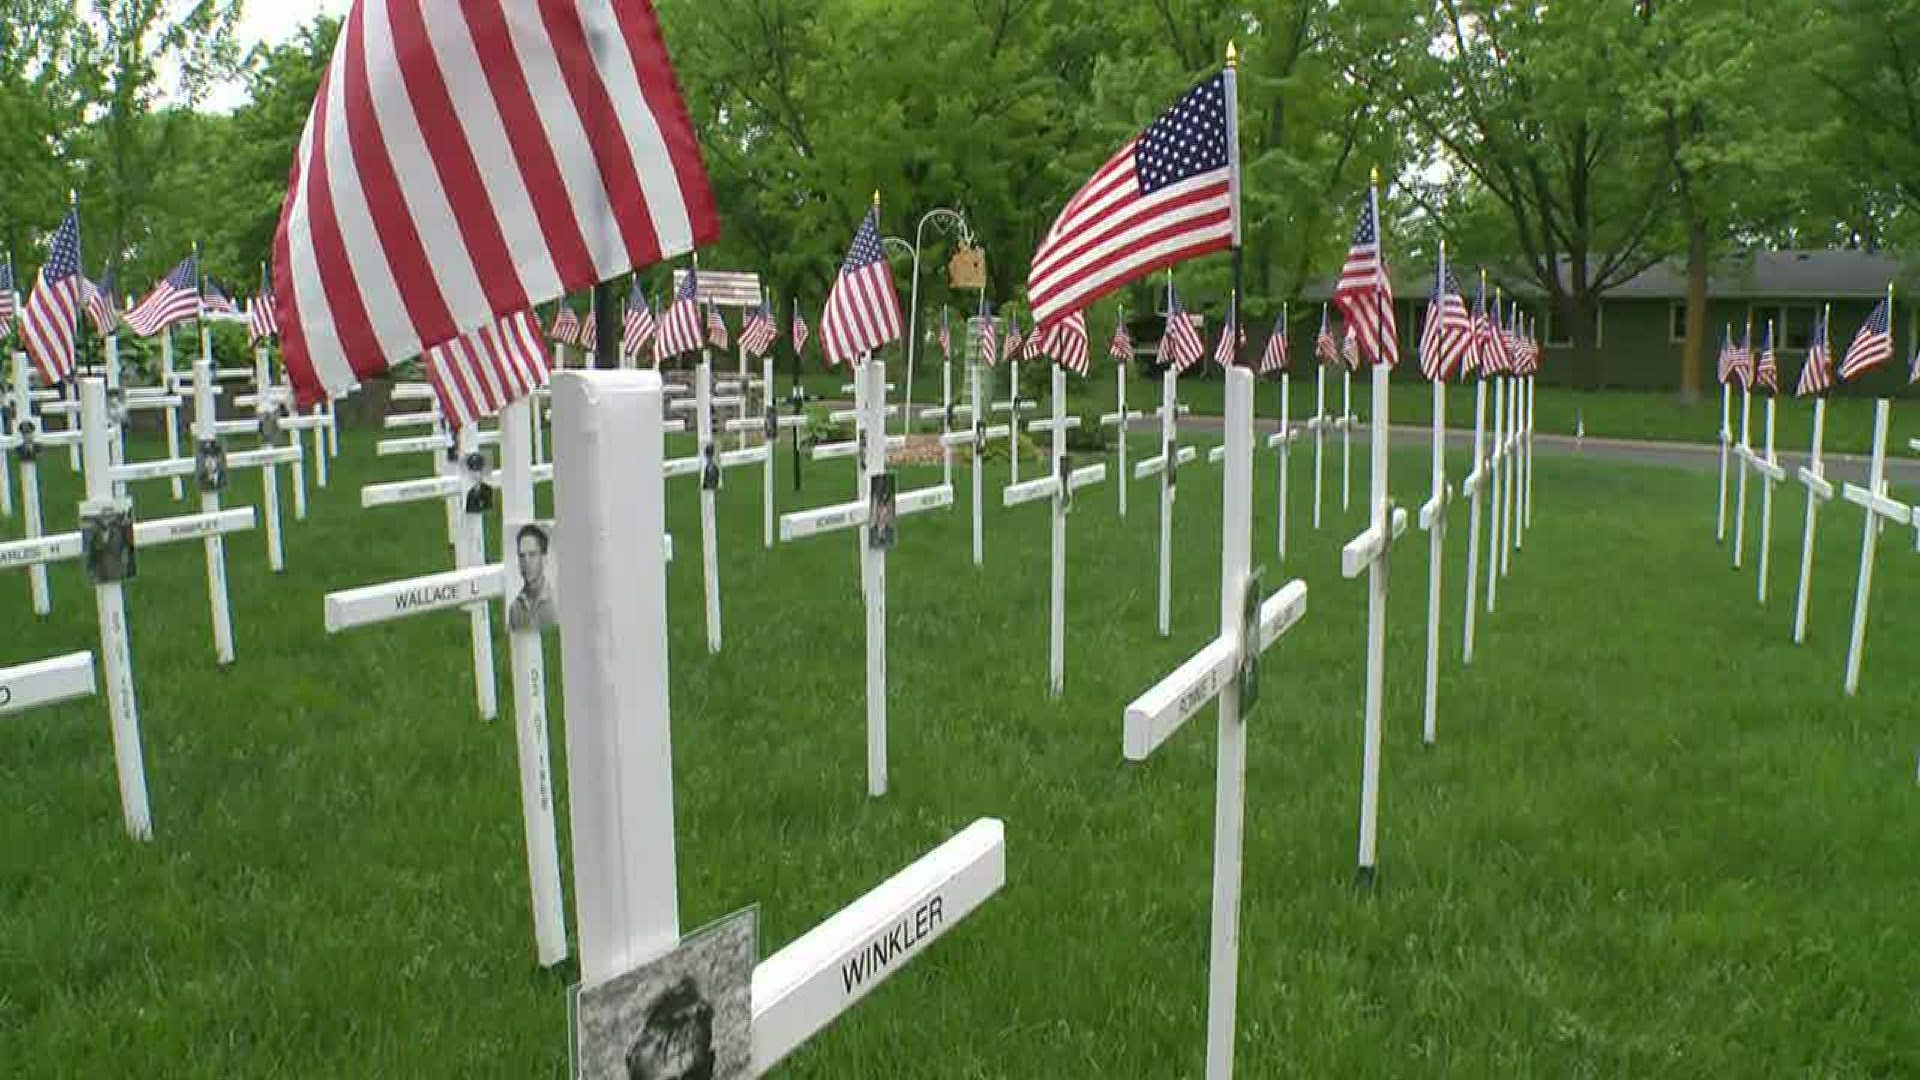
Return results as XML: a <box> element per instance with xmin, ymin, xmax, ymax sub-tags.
<box><xmin>1716</xmin><ymin>296</ymin><xmax>1914</xmax><ymax>398</ymax></box>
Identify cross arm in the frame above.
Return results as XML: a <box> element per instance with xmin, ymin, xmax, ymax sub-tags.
<box><xmin>1752</xmin><ymin>456</ymin><xmax>1787</xmax><ymax>484</ymax></box>
<box><xmin>1069</xmin><ymin>463</ymin><xmax>1107</xmax><ymax>492</ymax></box>
<box><xmin>325</xmin><ymin>564</ymin><xmax>505</xmax><ymax>633</ymax></box>
<box><xmin>362</xmin><ymin>475</ymin><xmax>462</xmax><ymax>509</ymax></box>
<box><xmin>940</xmin><ymin>424</ymin><xmax>1009</xmax><ymax>449</ymax></box>
<box><xmin>1027</xmin><ymin>416</ymin><xmax>1083</xmax><ymax>435</ymax></box>
<box><xmin>383</xmin><ymin>411</ymin><xmax>441</xmax><ymax>430</ymax></box>
<box><xmin>1842</xmin><ymin>482</ymin><xmax>1913</xmax><ymax>525</ymax></box>
<box><xmin>1002</xmin><ymin>476</ymin><xmax>1059</xmax><ymax>508</ymax></box>
<box><xmin>1341</xmin><ymin>507</ymin><xmax>1411</xmax><ymax>580</ymax></box>
<box><xmin>0</xmin><ymin>651</ymin><xmax>96</xmax><ymax>716</ymax></box>
<box><xmin>378</xmin><ymin>434</ymin><xmax>451</xmax><ymax>457</ymax></box>
<box><xmin>828</xmin><ymin>405</ymin><xmax>900</xmax><ymax>424</ymax></box>
<box><xmin>1418</xmin><ymin>483</ymin><xmax>1455</xmax><ymax>532</ymax></box>
<box><xmin>1796</xmin><ymin>467</ymin><xmax>1835</xmax><ymax>502</ymax></box>
<box><xmin>1123</xmin><ymin>580</ymin><xmax>1309</xmax><ymax>761</ymax></box>
<box><xmin>1100</xmin><ymin>410</ymin><xmax>1145</xmax><ymax>426</ymax></box>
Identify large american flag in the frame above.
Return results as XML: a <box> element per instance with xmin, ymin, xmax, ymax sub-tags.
<box><xmin>1027</xmin><ymin>73</ymin><xmax>1236</xmax><ymax>326</ymax></box>
<box><xmin>740</xmin><ymin>302</ymin><xmax>776</xmax><ymax>357</ymax></box>
<box><xmin>1755</xmin><ymin>321</ymin><xmax>1779</xmax><ymax>394</ymax></box>
<box><xmin>1419</xmin><ymin>264</ymin><xmax>1473</xmax><ymax>382</ymax></box>
<box><xmin>1259</xmin><ymin>311</ymin><xmax>1289</xmax><ymax>374</ymax></box>
<box><xmin>248</xmin><ymin>269</ymin><xmax>278</xmax><ymax>345</ymax></box>
<box><xmin>1838</xmin><ymin>297</ymin><xmax>1892</xmax><ymax>381</ymax></box>
<box><xmin>622</xmin><ymin>286</ymin><xmax>654</xmax><ymax>359</ymax></box>
<box><xmin>705</xmin><ymin>304</ymin><xmax>729</xmax><ymax>350</ymax></box>
<box><xmin>424</xmin><ymin>309</ymin><xmax>552</xmax><ymax>431</ymax></box>
<box><xmin>654</xmin><ymin>267</ymin><xmax>702</xmax><ymax>361</ymax></box>
<box><xmin>0</xmin><ymin>254</ymin><xmax>16</xmax><ymax>332</ymax></box>
<box><xmin>1038</xmin><ymin>310</ymin><xmax>1090</xmax><ymax>375</ymax></box>
<box><xmin>21</xmin><ymin>208</ymin><xmax>82</xmax><ymax>382</ymax></box>
<box><xmin>125</xmin><ymin>253</ymin><xmax>200</xmax><ymax>338</ymax></box>
<box><xmin>1333</xmin><ymin>190</ymin><xmax>1397</xmax><ymax>367</ymax></box>
<box><xmin>1158</xmin><ymin>290</ymin><xmax>1206</xmax><ymax>373</ymax></box>
<box><xmin>1109</xmin><ymin>315</ymin><xmax>1133</xmax><ymax>363</ymax></box>
<box><xmin>271</xmin><ymin>0</ymin><xmax>720</xmax><ymax>410</ymax></box>
<box><xmin>1798</xmin><ymin>310</ymin><xmax>1834</xmax><ymax>396</ymax></box>
<box><xmin>84</xmin><ymin>267</ymin><xmax>119</xmax><ymax>338</ymax></box>
<box><xmin>820</xmin><ymin>205</ymin><xmax>902</xmax><ymax>366</ymax></box>
<box><xmin>1314</xmin><ymin>304</ymin><xmax>1338</xmax><ymax>365</ymax></box>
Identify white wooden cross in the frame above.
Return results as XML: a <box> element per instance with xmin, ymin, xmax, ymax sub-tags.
<box><xmin>1840</xmin><ymin>399</ymin><xmax>1913</xmax><ymax>696</ymax></box>
<box><xmin>158</xmin><ymin>329</ymin><xmax>188</xmax><ymax>499</ymax></box>
<box><xmin>1120</xmin><ymin>365</ymin><xmax>1308</xmax><ymax>1079</ymax></box>
<box><xmin>1345</xmin><ymin>359</ymin><xmax>1409</xmax><ymax>881</ymax></box>
<box><xmin>668</xmin><ymin>354</ymin><xmax>770</xmax><ymax>654</ymax></box>
<box><xmin>1305</xmin><ymin>360</ymin><xmax>1330</xmax><ymax>529</ymax></box>
<box><xmin>1715</xmin><ymin>360</ymin><xmax>1732</xmax><ymax>544</ymax></box>
<box><xmin>1418</xmin><ymin>365</ymin><xmax>1454</xmax><ymax>746</ymax></box>
<box><xmin>935</xmin><ymin>323</ymin><xmax>1009</xmax><ymax>567</ymax></box>
<box><xmin>1004</xmin><ymin>362</ymin><xmax>1108</xmax><ymax>696</ymax></box>
<box><xmin>7</xmin><ymin>352</ymin><xmax>82</xmax><ymax>615</ymax></box>
<box><xmin>1340</xmin><ymin>364</ymin><xmax>1355</xmax><ymax>511</ymax></box>
<box><xmin>1792</xmin><ymin>387</ymin><xmax>1836</xmax><ymax>644</ymax></box>
<box><xmin>1498</xmin><ymin>364</ymin><xmax>1519</xmax><ymax>579</ymax></box>
<box><xmin>551</xmin><ymin>369</ymin><xmax>1004</xmax><ymax>1075</ymax></box>
<box><xmin>724</xmin><ymin>354</ymin><xmax>808</xmax><ymax>549</ymax></box>
<box><xmin>780</xmin><ymin>360</ymin><xmax>953</xmax><ymax>798</ymax></box>
<box><xmin>1522</xmin><ymin>364</ymin><xmax>1537</xmax><ymax>536</ymax></box>
<box><xmin>0</xmin><ymin>377</ymin><xmax>257</xmax><ymax>839</ymax></box>
<box><xmin>1746</xmin><ymin>380</ymin><xmax>1785</xmax><ymax>605</ymax></box>
<box><xmin>1732</xmin><ymin>351</ymin><xmax>1754</xmax><ymax>571</ymax></box>
<box><xmin>1263</xmin><ymin>366</ymin><xmax>1296</xmax><ymax>561</ymax></box>
<box><xmin>1099</xmin><ymin>313</ymin><xmax>1144</xmax><ymax>520</ymax></box>
<box><xmin>1133</xmin><ymin>366</ymin><xmax>1198</xmax><ymax>637</ymax></box>
<box><xmin>991</xmin><ymin>355</ymin><xmax>1038</xmax><ymax>486</ymax></box>
<box><xmin>1461</xmin><ymin>374</ymin><xmax>1490</xmax><ymax>664</ymax></box>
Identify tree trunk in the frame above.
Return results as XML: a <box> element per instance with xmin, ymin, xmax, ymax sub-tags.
<box><xmin>1567</xmin><ymin>291</ymin><xmax>1602</xmax><ymax>389</ymax></box>
<box><xmin>1680</xmin><ymin>212</ymin><xmax>1709</xmax><ymax>404</ymax></box>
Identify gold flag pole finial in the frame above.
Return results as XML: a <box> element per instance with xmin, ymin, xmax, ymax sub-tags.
<box><xmin>872</xmin><ymin>189</ymin><xmax>881</xmax><ymax>209</ymax></box>
<box><xmin>1370</xmin><ymin>166</ymin><xmax>1381</xmax><ymax>187</ymax></box>
<box><xmin>1226</xmin><ymin>41</ymin><xmax>1238</xmax><ymax>68</ymax></box>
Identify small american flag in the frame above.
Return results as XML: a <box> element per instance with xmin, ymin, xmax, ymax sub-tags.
<box><xmin>424</xmin><ymin>309</ymin><xmax>551</xmax><ymax>432</ymax></box>
<box><xmin>1469</xmin><ymin>281</ymin><xmax>1493</xmax><ymax>377</ymax></box>
<box><xmin>820</xmin><ymin>205</ymin><xmax>903</xmax><ymax>366</ymax></box>
<box><xmin>1755</xmin><ymin>321</ymin><xmax>1779</xmax><ymax>394</ymax></box>
<box><xmin>1212</xmin><ymin>303</ymin><xmax>1242</xmax><ymax>367</ymax></box>
<box><xmin>1038</xmin><ymin>310</ymin><xmax>1089</xmax><ymax>375</ymax></box>
<box><xmin>1259</xmin><ymin>311</ymin><xmax>1288</xmax><ymax>374</ymax></box>
<box><xmin>1003</xmin><ymin>316</ymin><xmax>1025</xmax><ymax>361</ymax></box>
<box><xmin>84</xmin><ymin>267</ymin><xmax>119</xmax><ymax>338</ymax></box>
<box><xmin>0</xmin><ymin>254</ymin><xmax>16</xmax><ymax>331</ymax></box>
<box><xmin>125</xmin><ymin>253</ymin><xmax>200</xmax><ymax>338</ymax></box>
<box><xmin>1109</xmin><ymin>316</ymin><xmax>1133</xmax><ymax>363</ymax></box>
<box><xmin>1333</xmin><ymin>189</ymin><xmax>1397</xmax><ymax>367</ymax></box>
<box><xmin>21</xmin><ymin>208</ymin><xmax>82</xmax><ymax>381</ymax></box>
<box><xmin>1314</xmin><ymin>304</ymin><xmax>1338</xmax><ymax>365</ymax></box>
<box><xmin>550</xmin><ymin>306</ymin><xmax>582</xmax><ymax>346</ymax></box>
<box><xmin>1838</xmin><ymin>297</ymin><xmax>1893</xmax><ymax>381</ymax></box>
<box><xmin>976</xmin><ymin>300</ymin><xmax>1000</xmax><ymax>368</ymax></box>
<box><xmin>937</xmin><ymin>308</ymin><xmax>953</xmax><ymax>360</ymax></box>
<box><xmin>791</xmin><ymin>306</ymin><xmax>810</xmax><ymax>358</ymax></box>
<box><xmin>1483</xmin><ymin>303</ymin><xmax>1513</xmax><ymax>375</ymax></box>
<box><xmin>203</xmin><ymin>280</ymin><xmax>244</xmax><ymax>320</ymax></box>
<box><xmin>1419</xmin><ymin>264</ymin><xmax>1474</xmax><ymax>383</ymax></box>
<box><xmin>705</xmin><ymin>304</ymin><xmax>730</xmax><ymax>351</ymax></box>
<box><xmin>1716</xmin><ymin>325</ymin><xmax>1734</xmax><ymax>386</ymax></box>
<box><xmin>248</xmin><ymin>268</ymin><xmax>277</xmax><ymax>345</ymax></box>
<box><xmin>1158</xmin><ymin>289</ymin><xmax>1206</xmax><ymax>373</ymax></box>
<box><xmin>1027</xmin><ymin>73</ymin><xmax>1236</xmax><ymax>326</ymax></box>
<box><xmin>654</xmin><ymin>268</ymin><xmax>703</xmax><ymax>362</ymax></box>
<box><xmin>622</xmin><ymin>287</ymin><xmax>655</xmax><ymax>360</ymax></box>
<box><xmin>1799</xmin><ymin>310</ymin><xmax>1834</xmax><ymax>397</ymax></box>
<box><xmin>580</xmin><ymin>300</ymin><xmax>600</xmax><ymax>355</ymax></box>
<box><xmin>1729</xmin><ymin>325</ymin><xmax>1754</xmax><ymax>388</ymax></box>
<box><xmin>1342</xmin><ymin>323</ymin><xmax>1360</xmax><ymax>370</ymax></box>
<box><xmin>740</xmin><ymin>302</ymin><xmax>776</xmax><ymax>358</ymax></box>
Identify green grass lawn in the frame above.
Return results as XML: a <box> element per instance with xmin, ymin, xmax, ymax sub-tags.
<box><xmin>778</xmin><ymin>357</ymin><xmax>1920</xmax><ymax>457</ymax></box>
<box><xmin>4</xmin><ymin>421</ymin><xmax>1919</xmax><ymax>1076</ymax></box>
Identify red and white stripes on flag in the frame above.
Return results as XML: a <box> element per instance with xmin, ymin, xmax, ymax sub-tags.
<box><xmin>550</xmin><ymin>306</ymin><xmax>582</xmax><ymax>346</ymax></box>
<box><xmin>1037</xmin><ymin>310</ymin><xmax>1089</xmax><ymax>375</ymax></box>
<box><xmin>1755</xmin><ymin>321</ymin><xmax>1779</xmax><ymax>394</ymax></box>
<box><xmin>740</xmin><ymin>303</ymin><xmax>775</xmax><ymax>358</ymax></box>
<box><xmin>1797</xmin><ymin>310</ymin><xmax>1834</xmax><ymax>396</ymax></box>
<box><xmin>1314</xmin><ymin>304</ymin><xmax>1338</xmax><ymax>366</ymax></box>
<box><xmin>1002</xmin><ymin>318</ymin><xmax>1025</xmax><ymax>362</ymax></box>
<box><xmin>820</xmin><ymin>205</ymin><xmax>903</xmax><ymax>366</ymax></box>
<box><xmin>705</xmin><ymin>304</ymin><xmax>729</xmax><ymax>350</ymax></box>
<box><xmin>1838</xmin><ymin>297</ymin><xmax>1892</xmax><ymax>382</ymax></box>
<box><xmin>1259</xmin><ymin>311</ymin><xmax>1288</xmax><ymax>374</ymax></box>
<box><xmin>249</xmin><ymin>291</ymin><xmax>279</xmax><ymax>345</ymax></box>
<box><xmin>21</xmin><ymin>207</ymin><xmax>82</xmax><ymax>383</ymax></box>
<box><xmin>653</xmin><ymin>270</ymin><xmax>702</xmax><ymax>362</ymax></box>
<box><xmin>622</xmin><ymin>286</ymin><xmax>654</xmax><ymax>358</ymax></box>
<box><xmin>1109</xmin><ymin>317</ymin><xmax>1133</xmax><ymax>363</ymax></box>
<box><xmin>1333</xmin><ymin>187</ymin><xmax>1397</xmax><ymax>367</ymax></box>
<box><xmin>424</xmin><ymin>309</ymin><xmax>552</xmax><ymax>430</ymax></box>
<box><xmin>976</xmin><ymin>305</ymin><xmax>1000</xmax><ymax>368</ymax></box>
<box><xmin>1213</xmin><ymin>304</ymin><xmax>1240</xmax><ymax>367</ymax></box>
<box><xmin>791</xmin><ymin>306</ymin><xmax>810</xmax><ymax>358</ymax></box>
<box><xmin>272</xmin><ymin>0</ymin><xmax>720</xmax><ymax>410</ymax></box>
<box><xmin>1026</xmin><ymin>72</ymin><xmax>1238</xmax><ymax>327</ymax></box>
<box><xmin>1158</xmin><ymin>291</ymin><xmax>1206</xmax><ymax>374</ymax></box>
<box><xmin>124</xmin><ymin>254</ymin><xmax>201</xmax><ymax>339</ymax></box>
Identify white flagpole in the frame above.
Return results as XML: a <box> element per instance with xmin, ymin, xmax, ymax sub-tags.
<box><xmin>254</xmin><ymin>342</ymin><xmax>284</xmax><ymax>573</ymax></box>
<box><xmin>1486</xmin><ymin>360</ymin><xmax>1504</xmax><ymax>615</ymax></box>
<box><xmin>1757</xmin><ymin>354</ymin><xmax>1778</xmax><ymax>605</ymax></box>
<box><xmin>971</xmin><ymin>355</ymin><xmax>985</xmax><ymax>566</ymax></box>
<box><xmin>1464</xmin><ymin>369</ymin><xmax>1487</xmax><ymax>663</ymax></box>
<box><xmin>697</xmin><ymin>350</ymin><xmax>722</xmax><ymax>654</ymax></box>
<box><xmin>162</xmin><ymin>329</ymin><xmax>183</xmax><ymax>500</ymax></box>
<box><xmin>1158</xmin><ymin>362</ymin><xmax>1177</xmax><ymax>638</ymax></box>
<box><xmin>1716</xmin><ymin>354</ymin><xmax>1731</xmax><ymax>542</ymax></box>
<box><xmin>1792</xmin><ymin>306</ymin><xmax>1832</xmax><ymax>645</ymax></box>
<box><xmin>1314</xmin><ymin>357</ymin><xmax>1326</xmax><ymax>529</ymax></box>
<box><xmin>1117</xmin><ymin>307</ymin><xmax>1129</xmax><ymax>519</ymax></box>
<box><xmin>861</xmin><ymin>357</ymin><xmax>889</xmax><ymax>796</ymax></box>
<box><xmin>1341</xmin><ymin>364</ymin><xmax>1353</xmax><ymax>510</ymax></box>
<box><xmin>1421</xmin><ymin>245</ymin><xmax>1449</xmax><ymax>745</ymax></box>
<box><xmin>1733</xmin><ymin>317</ymin><xmax>1753</xmax><ymax>570</ymax></box>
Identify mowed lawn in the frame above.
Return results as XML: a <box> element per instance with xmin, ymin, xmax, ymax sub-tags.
<box><xmin>3</xmin><ymin>416</ymin><xmax>1919</xmax><ymax>1077</ymax></box>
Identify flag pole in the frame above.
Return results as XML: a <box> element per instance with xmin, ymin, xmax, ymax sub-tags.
<box><xmin>1225</xmin><ymin>41</ymin><xmax>1244</xmax><ymax>379</ymax></box>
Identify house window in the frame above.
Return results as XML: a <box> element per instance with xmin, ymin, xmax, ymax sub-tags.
<box><xmin>1546</xmin><ymin>302</ymin><xmax>1603</xmax><ymax>349</ymax></box>
<box><xmin>1782</xmin><ymin>305</ymin><xmax>1817</xmax><ymax>350</ymax></box>
<box><xmin>1670</xmin><ymin>301</ymin><xmax>1687</xmax><ymax>344</ymax></box>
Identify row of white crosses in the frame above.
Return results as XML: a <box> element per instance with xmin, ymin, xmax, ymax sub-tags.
<box><xmin>1133</xmin><ymin>284</ymin><xmax>1199</xmax><ymax>638</ymax></box>
<box><xmin>1463</xmin><ymin>289</ymin><xmax>1538</xmax><ymax>644</ymax></box>
<box><xmin>551</xmin><ymin>369</ymin><xmax>1004</xmax><ymax>1074</ymax></box>
<box><xmin>928</xmin><ymin>309</ymin><xmax>1010</xmax><ymax>566</ymax></box>
<box><xmin>0</xmin><ymin>376</ymin><xmax>260</xmax><ymax>839</ymax></box>
<box><xmin>1837</xmin><ymin>291</ymin><xmax>1916</xmax><ymax>696</ymax></box>
<box><xmin>780</xmin><ymin>358</ymin><xmax>954</xmax><ymax>797</ymax></box>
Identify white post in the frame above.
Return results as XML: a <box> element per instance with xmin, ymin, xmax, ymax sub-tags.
<box><xmin>194</xmin><ymin>355</ymin><xmax>236</xmax><ymax>665</ymax></box>
<box><xmin>326</xmin><ymin>397</ymin><xmax>340</xmax><ymax>458</ymax></box>
<box><xmin>1486</xmin><ymin>376</ymin><xmax>1504</xmax><ymax>615</ymax></box>
<box><xmin>1158</xmin><ymin>367</ymin><xmax>1177</xmax><ymax>638</ymax></box>
<box><xmin>763</xmin><ymin>354</ymin><xmax>776</xmax><ymax>549</ymax></box>
<box><xmin>163</xmin><ymin>330</ymin><xmax>183</xmax><ymax>500</ymax></box>
<box><xmin>311</xmin><ymin>404</ymin><xmax>329</xmax><ymax>489</ymax></box>
<box><xmin>502</xmin><ymin>397</ymin><xmax>568</xmax><ymax>967</ymax></box>
<box><xmin>14</xmin><ymin>357</ymin><xmax>50</xmax><ymax>615</ymax></box>
<box><xmin>1313</xmin><ymin>364</ymin><xmax>1326</xmax><ymax>529</ymax></box>
<box><xmin>1117</xmin><ymin>363</ymin><xmax>1129</xmax><ymax>519</ymax></box>
<box><xmin>1843</xmin><ymin>400</ymin><xmax>1890</xmax><ymax>697</ymax></box>
<box><xmin>551</xmin><ymin>370</ymin><xmax>678</xmax><ymax>988</ymax></box>
<box><xmin>1757</xmin><ymin>395</ymin><xmax>1777</xmax><ymax>604</ymax></box>
<box><xmin>1341</xmin><ymin>367</ymin><xmax>1352</xmax><ymax>511</ymax></box>
<box><xmin>942</xmin><ymin>356</ymin><xmax>955</xmax><ymax>491</ymax></box>
<box><xmin>0</xmin><ymin>361</ymin><xmax>12</xmax><ymax>517</ymax></box>
<box><xmin>1050</xmin><ymin>365</ymin><xmax>1067</xmax><ymax>697</ymax></box>
<box><xmin>1277</xmin><ymin>373</ymin><xmax>1290</xmax><ymax>560</ymax></box>
<box><xmin>1793</xmin><ymin>398</ymin><xmax>1828</xmax><ymax>644</ymax></box>
<box><xmin>1355</xmin><ymin>361</ymin><xmax>1392</xmax><ymax>878</ymax></box>
<box><xmin>1203</xmin><ymin>366</ymin><xmax>1255</xmax><ymax>1080</ymax></box>
<box><xmin>1463</xmin><ymin>379</ymin><xmax>1487</xmax><ymax>663</ymax></box>
<box><xmin>1524</xmin><ymin>375</ymin><xmax>1536</xmax><ymax>532</ymax></box>
<box><xmin>971</xmin><ymin>361</ymin><xmax>984</xmax><ymax>567</ymax></box>
<box><xmin>1502</xmin><ymin>375</ymin><xmax>1517</xmax><ymax>576</ymax></box>
<box><xmin>457</xmin><ymin>425</ymin><xmax>499</xmax><ymax>723</ymax></box>
<box><xmin>861</xmin><ymin>359</ymin><xmax>889</xmax><ymax>798</ymax></box>
<box><xmin>80</xmin><ymin>378</ymin><xmax>152</xmax><ymax>841</ymax></box>
<box><xmin>1009</xmin><ymin>358</ymin><xmax>1021</xmax><ymax>486</ymax></box>
<box><xmin>254</xmin><ymin>346</ymin><xmax>285</xmax><ymax>574</ymax></box>
<box><xmin>1733</xmin><ymin>384</ymin><xmax>1752</xmax><ymax>569</ymax></box>
<box><xmin>698</xmin><ymin>355</ymin><xmax>722</xmax><ymax>654</ymax></box>
<box><xmin>106</xmin><ymin>332</ymin><xmax>124</xmax><ymax>482</ymax></box>
<box><xmin>1422</xmin><ymin>378</ymin><xmax>1446</xmax><ymax>745</ymax></box>
<box><xmin>1728</xmin><ymin>382</ymin><xmax>1743</xmax><ymax>541</ymax></box>
<box><xmin>62</xmin><ymin>378</ymin><xmax>79</xmax><ymax>469</ymax></box>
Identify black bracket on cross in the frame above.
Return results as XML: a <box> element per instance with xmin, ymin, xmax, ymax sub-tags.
<box><xmin>107</xmin><ymin>388</ymin><xmax>128</xmax><ymax>428</ymax></box>
<box><xmin>868</xmin><ymin>472</ymin><xmax>897</xmax><ymax>550</ymax></box>
<box><xmin>1060</xmin><ymin>452</ymin><xmax>1074</xmax><ymax>513</ymax></box>
<box><xmin>258</xmin><ymin>406</ymin><xmax>283</xmax><ymax>444</ymax></box>
<box><xmin>700</xmin><ymin>443</ymin><xmax>722</xmax><ymax>492</ymax></box>
<box><xmin>946</xmin><ymin>402</ymin><xmax>957</xmax><ymax>431</ymax></box>
<box><xmin>196</xmin><ymin>439</ymin><xmax>229</xmax><ymax>494</ymax></box>
<box><xmin>81</xmin><ymin>498</ymin><xmax>138</xmax><ymax>585</ymax></box>
<box><xmin>1165</xmin><ymin>437</ymin><xmax>1178</xmax><ymax>489</ymax></box>
<box><xmin>1239</xmin><ymin>566</ymin><xmax>1264</xmax><ymax>715</ymax></box>
<box><xmin>15</xmin><ymin>419</ymin><xmax>40</xmax><ymax>463</ymax></box>
<box><xmin>764</xmin><ymin>405</ymin><xmax>779</xmax><ymax>442</ymax></box>
<box><xmin>0</xmin><ymin>400</ymin><xmax>12</xmax><ymax>437</ymax></box>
